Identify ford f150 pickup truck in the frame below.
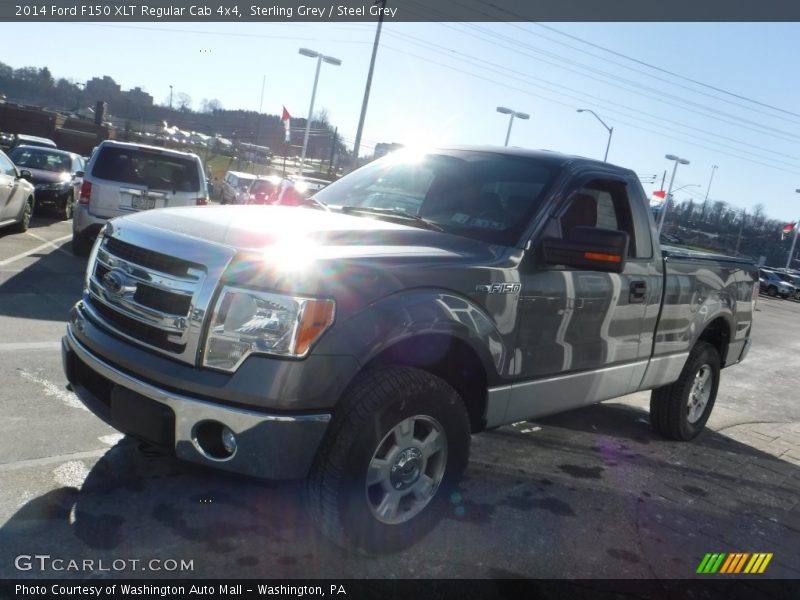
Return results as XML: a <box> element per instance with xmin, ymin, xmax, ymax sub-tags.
<box><xmin>62</xmin><ymin>146</ymin><xmax>757</xmax><ymax>552</ymax></box>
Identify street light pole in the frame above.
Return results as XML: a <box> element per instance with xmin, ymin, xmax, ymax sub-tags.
<box><xmin>169</xmin><ymin>85</ymin><xmax>173</xmax><ymax>110</ymax></box>
<box><xmin>577</xmin><ymin>109</ymin><xmax>613</xmax><ymax>162</ymax></box>
<box><xmin>785</xmin><ymin>189</ymin><xmax>800</xmax><ymax>269</ymax></box>
<box><xmin>298</xmin><ymin>48</ymin><xmax>341</xmax><ymax>176</ymax></box>
<box><xmin>351</xmin><ymin>0</ymin><xmax>386</xmax><ymax>170</ymax></box>
<box><xmin>496</xmin><ymin>106</ymin><xmax>529</xmax><ymax>147</ymax></box>
<box><xmin>657</xmin><ymin>154</ymin><xmax>690</xmax><ymax>235</ymax></box>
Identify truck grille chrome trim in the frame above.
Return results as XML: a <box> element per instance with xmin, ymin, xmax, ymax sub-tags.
<box><xmin>83</xmin><ymin>222</ymin><xmax>237</xmax><ymax>365</ymax></box>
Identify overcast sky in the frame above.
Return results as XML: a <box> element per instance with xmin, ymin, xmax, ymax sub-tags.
<box><xmin>3</xmin><ymin>21</ymin><xmax>800</xmax><ymax>223</ymax></box>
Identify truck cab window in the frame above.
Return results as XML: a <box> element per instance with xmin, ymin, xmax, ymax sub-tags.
<box><xmin>559</xmin><ymin>180</ymin><xmax>637</xmax><ymax>257</ymax></box>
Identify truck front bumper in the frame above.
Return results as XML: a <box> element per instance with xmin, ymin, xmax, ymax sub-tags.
<box><xmin>62</xmin><ymin>326</ymin><xmax>331</xmax><ymax>480</ymax></box>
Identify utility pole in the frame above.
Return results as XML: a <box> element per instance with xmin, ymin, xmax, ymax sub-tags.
<box><xmin>735</xmin><ymin>209</ymin><xmax>746</xmax><ymax>255</ymax></box>
<box><xmin>328</xmin><ymin>126</ymin><xmax>338</xmax><ymax>175</ymax></box>
<box><xmin>700</xmin><ymin>164</ymin><xmax>718</xmax><ymax>221</ymax></box>
<box><xmin>351</xmin><ymin>0</ymin><xmax>386</xmax><ymax>171</ymax></box>
<box><xmin>785</xmin><ymin>189</ymin><xmax>800</xmax><ymax>269</ymax></box>
<box><xmin>169</xmin><ymin>85</ymin><xmax>173</xmax><ymax>110</ymax></box>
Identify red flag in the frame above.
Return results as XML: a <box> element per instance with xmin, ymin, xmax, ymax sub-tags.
<box><xmin>649</xmin><ymin>190</ymin><xmax>666</xmax><ymax>207</ymax></box>
<box><xmin>783</xmin><ymin>222</ymin><xmax>796</xmax><ymax>239</ymax></box>
<box><xmin>282</xmin><ymin>106</ymin><xmax>291</xmax><ymax>143</ymax></box>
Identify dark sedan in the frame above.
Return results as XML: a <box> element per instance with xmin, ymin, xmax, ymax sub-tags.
<box><xmin>7</xmin><ymin>145</ymin><xmax>84</xmax><ymax>220</ymax></box>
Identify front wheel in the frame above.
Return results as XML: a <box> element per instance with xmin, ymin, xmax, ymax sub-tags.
<box><xmin>767</xmin><ymin>286</ymin><xmax>778</xmax><ymax>297</ymax></box>
<box><xmin>650</xmin><ymin>341</ymin><xmax>720</xmax><ymax>441</ymax></box>
<box><xmin>307</xmin><ymin>366</ymin><xmax>471</xmax><ymax>554</ymax></box>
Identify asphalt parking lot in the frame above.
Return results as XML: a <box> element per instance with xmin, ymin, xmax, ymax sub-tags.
<box><xmin>0</xmin><ymin>216</ymin><xmax>798</xmax><ymax>580</ymax></box>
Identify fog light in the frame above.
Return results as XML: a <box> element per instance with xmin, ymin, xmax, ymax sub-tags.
<box><xmin>221</xmin><ymin>427</ymin><xmax>237</xmax><ymax>455</ymax></box>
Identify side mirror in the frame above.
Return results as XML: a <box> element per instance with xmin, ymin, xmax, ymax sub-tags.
<box><xmin>75</xmin><ymin>170</ymin><xmax>84</xmax><ymax>178</ymax></box>
<box><xmin>18</xmin><ymin>169</ymin><xmax>32</xmax><ymax>182</ymax></box>
<box><xmin>542</xmin><ymin>226</ymin><xmax>629</xmax><ymax>273</ymax></box>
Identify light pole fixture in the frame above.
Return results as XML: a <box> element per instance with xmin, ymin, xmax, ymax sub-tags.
<box><xmin>298</xmin><ymin>48</ymin><xmax>341</xmax><ymax>175</ymax></box>
<box><xmin>496</xmin><ymin>106</ymin><xmax>529</xmax><ymax>147</ymax></box>
<box><xmin>577</xmin><ymin>108</ymin><xmax>614</xmax><ymax>162</ymax></box>
<box><xmin>657</xmin><ymin>154</ymin><xmax>690</xmax><ymax>234</ymax></box>
<box><xmin>671</xmin><ymin>183</ymin><xmax>701</xmax><ymax>194</ymax></box>
<box><xmin>786</xmin><ymin>189</ymin><xmax>800</xmax><ymax>269</ymax></box>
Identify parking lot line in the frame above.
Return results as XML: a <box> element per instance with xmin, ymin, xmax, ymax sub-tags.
<box><xmin>0</xmin><ymin>449</ymin><xmax>106</xmax><ymax>473</ymax></box>
<box><xmin>0</xmin><ymin>234</ymin><xmax>71</xmax><ymax>266</ymax></box>
<box><xmin>0</xmin><ymin>342</ymin><xmax>62</xmax><ymax>352</ymax></box>
<box><xmin>25</xmin><ymin>231</ymin><xmax>75</xmax><ymax>258</ymax></box>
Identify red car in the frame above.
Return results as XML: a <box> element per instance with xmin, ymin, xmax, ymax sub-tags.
<box><xmin>246</xmin><ymin>177</ymin><xmax>307</xmax><ymax>206</ymax></box>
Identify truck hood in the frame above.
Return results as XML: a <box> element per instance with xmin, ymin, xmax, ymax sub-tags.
<box><xmin>115</xmin><ymin>205</ymin><xmax>497</xmax><ymax>262</ymax></box>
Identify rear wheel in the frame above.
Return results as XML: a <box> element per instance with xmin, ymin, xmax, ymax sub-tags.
<box><xmin>767</xmin><ymin>286</ymin><xmax>778</xmax><ymax>297</ymax></box>
<box><xmin>11</xmin><ymin>196</ymin><xmax>33</xmax><ymax>233</ymax></box>
<box><xmin>308</xmin><ymin>366</ymin><xmax>471</xmax><ymax>554</ymax></box>
<box><xmin>650</xmin><ymin>341</ymin><xmax>720</xmax><ymax>441</ymax></box>
<box><xmin>71</xmin><ymin>232</ymin><xmax>91</xmax><ymax>256</ymax></box>
<box><xmin>56</xmin><ymin>192</ymin><xmax>74</xmax><ymax>221</ymax></box>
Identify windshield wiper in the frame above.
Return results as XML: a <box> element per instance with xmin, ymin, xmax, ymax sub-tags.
<box><xmin>337</xmin><ymin>206</ymin><xmax>443</xmax><ymax>232</ymax></box>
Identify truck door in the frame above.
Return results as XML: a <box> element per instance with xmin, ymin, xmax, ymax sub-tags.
<box><xmin>507</xmin><ymin>176</ymin><xmax>657</xmax><ymax>422</ymax></box>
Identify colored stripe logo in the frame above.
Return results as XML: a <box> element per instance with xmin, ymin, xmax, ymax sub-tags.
<box><xmin>697</xmin><ymin>553</ymin><xmax>773</xmax><ymax>574</ymax></box>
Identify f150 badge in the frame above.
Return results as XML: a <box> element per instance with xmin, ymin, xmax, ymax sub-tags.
<box><xmin>476</xmin><ymin>283</ymin><xmax>521</xmax><ymax>294</ymax></box>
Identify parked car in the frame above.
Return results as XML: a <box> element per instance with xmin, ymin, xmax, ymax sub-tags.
<box><xmin>9</xmin><ymin>134</ymin><xmax>57</xmax><ymax>151</ymax></box>
<box><xmin>245</xmin><ymin>175</ymin><xmax>282</xmax><ymax>204</ymax></box>
<box><xmin>758</xmin><ymin>268</ymin><xmax>794</xmax><ymax>298</ymax></box>
<box><xmin>292</xmin><ymin>176</ymin><xmax>331</xmax><ymax>197</ymax></box>
<box><xmin>773</xmin><ymin>269</ymin><xmax>800</xmax><ymax>300</ymax></box>
<box><xmin>220</xmin><ymin>170</ymin><xmax>257</xmax><ymax>204</ymax></box>
<box><xmin>7</xmin><ymin>146</ymin><xmax>84</xmax><ymax>220</ymax></box>
<box><xmin>0</xmin><ymin>148</ymin><xmax>35</xmax><ymax>233</ymax></box>
<box><xmin>72</xmin><ymin>140</ymin><xmax>207</xmax><ymax>256</ymax></box>
<box><xmin>63</xmin><ymin>146</ymin><xmax>757</xmax><ymax>553</ymax></box>
<box><xmin>246</xmin><ymin>176</ymin><xmax>310</xmax><ymax>206</ymax></box>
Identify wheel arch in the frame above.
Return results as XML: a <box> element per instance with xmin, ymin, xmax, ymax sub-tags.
<box><xmin>696</xmin><ymin>316</ymin><xmax>733</xmax><ymax>366</ymax></box>
<box><xmin>361</xmin><ymin>333</ymin><xmax>490</xmax><ymax>433</ymax></box>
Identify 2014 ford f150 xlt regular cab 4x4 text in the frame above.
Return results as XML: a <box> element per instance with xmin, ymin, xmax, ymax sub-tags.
<box><xmin>62</xmin><ymin>147</ymin><xmax>757</xmax><ymax>552</ymax></box>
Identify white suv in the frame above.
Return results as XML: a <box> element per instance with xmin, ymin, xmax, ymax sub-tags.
<box><xmin>72</xmin><ymin>140</ymin><xmax>207</xmax><ymax>255</ymax></box>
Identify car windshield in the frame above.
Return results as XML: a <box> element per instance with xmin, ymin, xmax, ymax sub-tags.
<box><xmin>9</xmin><ymin>147</ymin><xmax>71</xmax><ymax>173</ymax></box>
<box><xmin>91</xmin><ymin>146</ymin><xmax>200</xmax><ymax>192</ymax></box>
<box><xmin>314</xmin><ymin>149</ymin><xmax>558</xmax><ymax>245</ymax></box>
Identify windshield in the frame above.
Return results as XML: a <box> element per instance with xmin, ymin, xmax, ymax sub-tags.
<box><xmin>91</xmin><ymin>146</ymin><xmax>201</xmax><ymax>192</ymax></box>
<box><xmin>9</xmin><ymin>147</ymin><xmax>71</xmax><ymax>173</ymax></box>
<box><xmin>314</xmin><ymin>150</ymin><xmax>558</xmax><ymax>245</ymax></box>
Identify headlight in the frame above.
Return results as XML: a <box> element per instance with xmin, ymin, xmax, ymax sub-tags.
<box><xmin>203</xmin><ymin>286</ymin><xmax>335</xmax><ymax>371</ymax></box>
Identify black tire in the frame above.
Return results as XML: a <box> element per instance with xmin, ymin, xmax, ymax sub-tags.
<box><xmin>767</xmin><ymin>286</ymin><xmax>778</xmax><ymax>297</ymax></box>
<box><xmin>650</xmin><ymin>341</ymin><xmax>720</xmax><ymax>441</ymax></box>
<box><xmin>56</xmin><ymin>192</ymin><xmax>74</xmax><ymax>221</ymax></box>
<box><xmin>71</xmin><ymin>233</ymin><xmax>91</xmax><ymax>256</ymax></box>
<box><xmin>307</xmin><ymin>366</ymin><xmax>471</xmax><ymax>554</ymax></box>
<box><xmin>11</xmin><ymin>196</ymin><xmax>33</xmax><ymax>233</ymax></box>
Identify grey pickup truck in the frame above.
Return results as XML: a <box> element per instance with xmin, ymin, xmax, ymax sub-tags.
<box><xmin>62</xmin><ymin>146</ymin><xmax>757</xmax><ymax>552</ymax></box>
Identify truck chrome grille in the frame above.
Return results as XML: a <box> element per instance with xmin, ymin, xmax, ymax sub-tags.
<box><xmin>82</xmin><ymin>221</ymin><xmax>237</xmax><ymax>365</ymax></box>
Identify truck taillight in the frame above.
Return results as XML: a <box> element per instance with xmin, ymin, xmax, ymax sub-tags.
<box><xmin>196</xmin><ymin>197</ymin><xmax>208</xmax><ymax>205</ymax></box>
<box><xmin>79</xmin><ymin>181</ymin><xmax>92</xmax><ymax>204</ymax></box>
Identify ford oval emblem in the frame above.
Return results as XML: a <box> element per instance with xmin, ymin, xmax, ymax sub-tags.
<box><xmin>102</xmin><ymin>269</ymin><xmax>129</xmax><ymax>295</ymax></box>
